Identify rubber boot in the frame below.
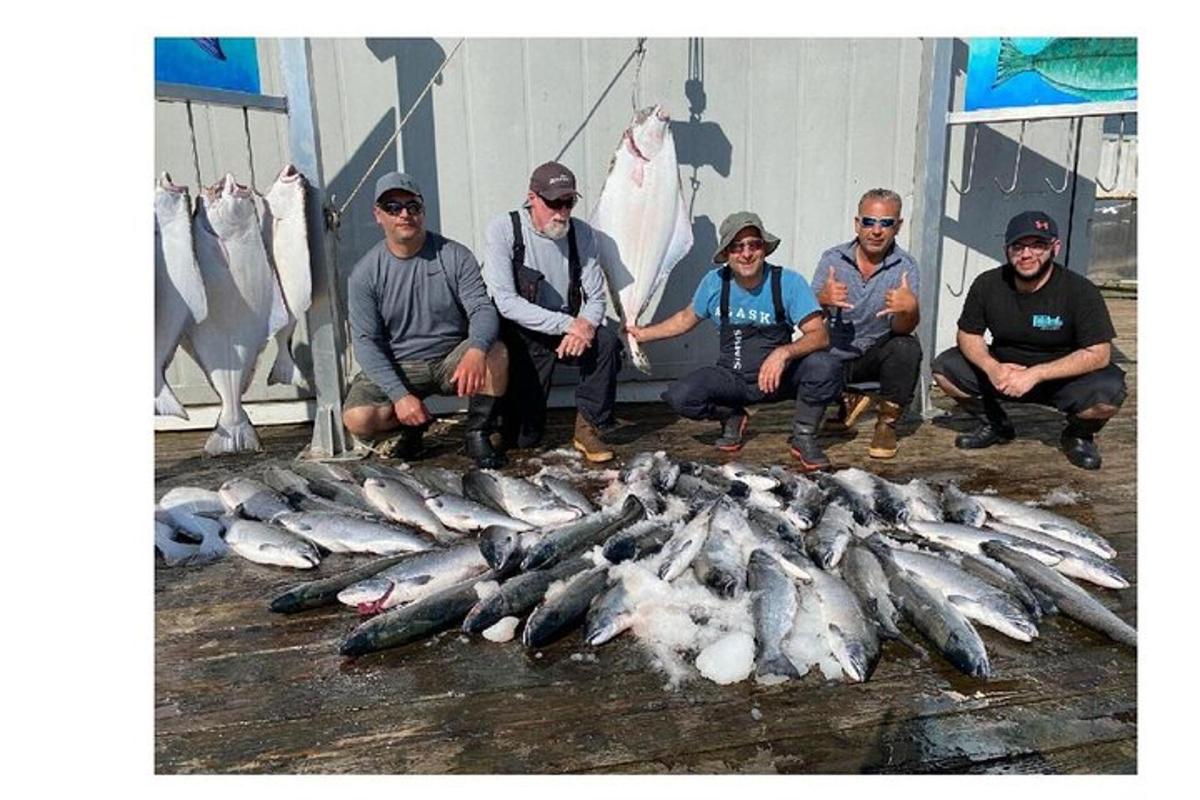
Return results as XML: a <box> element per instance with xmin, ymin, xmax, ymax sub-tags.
<box><xmin>573</xmin><ymin>413</ymin><xmax>614</xmax><ymax>463</ymax></box>
<box><xmin>953</xmin><ymin>396</ymin><xmax>1015</xmax><ymax>450</ymax></box>
<box><xmin>465</xmin><ymin>395</ymin><xmax>506</xmax><ymax>469</ymax></box>
<box><xmin>868</xmin><ymin>400</ymin><xmax>904</xmax><ymax>459</ymax></box>
<box><xmin>824</xmin><ymin>392</ymin><xmax>875</xmax><ymax>433</ymax></box>
<box><xmin>714</xmin><ymin>410</ymin><xmax>749</xmax><ymax>452</ymax></box>
<box><xmin>1061</xmin><ymin>415</ymin><xmax>1105</xmax><ymax>470</ymax></box>
<box><xmin>789</xmin><ymin>402</ymin><xmax>831</xmax><ymax>472</ymax></box>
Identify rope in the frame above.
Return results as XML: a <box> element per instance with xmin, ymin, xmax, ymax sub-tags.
<box><xmin>631</xmin><ymin>38</ymin><xmax>647</xmax><ymax>110</ymax></box>
<box><xmin>242</xmin><ymin>106</ymin><xmax>259</xmax><ymax>193</ymax></box>
<box><xmin>185</xmin><ymin>100</ymin><xmax>203</xmax><ymax>190</ymax></box>
<box><xmin>554</xmin><ymin>38</ymin><xmax>649</xmax><ymax>164</ymax></box>
<box><xmin>335</xmin><ymin>38</ymin><xmax>465</xmax><ymax>218</ymax></box>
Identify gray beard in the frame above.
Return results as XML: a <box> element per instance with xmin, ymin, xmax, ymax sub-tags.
<box><xmin>541</xmin><ymin>219</ymin><xmax>569</xmax><ymax>240</ymax></box>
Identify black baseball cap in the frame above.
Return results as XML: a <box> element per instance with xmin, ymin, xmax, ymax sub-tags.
<box><xmin>1005</xmin><ymin>210</ymin><xmax>1058</xmax><ymax>247</ymax></box>
<box><xmin>529</xmin><ymin>162</ymin><xmax>579</xmax><ymax>201</ymax></box>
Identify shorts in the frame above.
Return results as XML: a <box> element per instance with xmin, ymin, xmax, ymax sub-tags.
<box><xmin>344</xmin><ymin>339</ymin><xmax>473</xmax><ymax>409</ymax></box>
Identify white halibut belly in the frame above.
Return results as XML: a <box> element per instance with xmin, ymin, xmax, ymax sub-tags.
<box><xmin>154</xmin><ymin>176</ymin><xmax>207</xmax><ymax>419</ymax></box>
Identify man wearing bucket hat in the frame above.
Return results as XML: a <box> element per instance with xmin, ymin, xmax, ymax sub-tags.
<box><xmin>342</xmin><ymin>171</ymin><xmax>509</xmax><ymax>468</ymax></box>
<box><xmin>815</xmin><ymin>188</ymin><xmax>923</xmax><ymax>459</ymax></box>
<box><xmin>627</xmin><ymin>212</ymin><xmax>842</xmax><ymax>471</ymax></box>
<box><xmin>481</xmin><ymin>161</ymin><xmax>623</xmax><ymax>463</ymax></box>
<box><xmin>931</xmin><ymin>210</ymin><xmax>1126</xmax><ymax>470</ymax></box>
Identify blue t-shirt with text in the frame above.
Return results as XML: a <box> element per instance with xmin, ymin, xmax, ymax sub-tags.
<box><xmin>691</xmin><ymin>265</ymin><xmax>820</xmax><ymax>329</ymax></box>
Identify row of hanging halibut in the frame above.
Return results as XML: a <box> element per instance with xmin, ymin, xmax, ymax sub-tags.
<box><xmin>153</xmin><ymin>165</ymin><xmax>313</xmax><ymax>455</ymax></box>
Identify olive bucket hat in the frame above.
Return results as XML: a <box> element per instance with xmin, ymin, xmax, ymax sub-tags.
<box><xmin>713</xmin><ymin>211</ymin><xmax>781</xmax><ymax>264</ymax></box>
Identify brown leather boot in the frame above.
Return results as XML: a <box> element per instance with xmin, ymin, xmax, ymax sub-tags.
<box><xmin>824</xmin><ymin>392</ymin><xmax>875</xmax><ymax>433</ymax></box>
<box><xmin>868</xmin><ymin>401</ymin><xmax>903</xmax><ymax>459</ymax></box>
<box><xmin>573</xmin><ymin>413</ymin><xmax>614</xmax><ymax>463</ymax></box>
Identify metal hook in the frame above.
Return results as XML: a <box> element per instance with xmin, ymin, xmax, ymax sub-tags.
<box><xmin>1044</xmin><ymin>117</ymin><xmax>1077</xmax><ymax>194</ymax></box>
<box><xmin>631</xmin><ymin>38</ymin><xmax>647</xmax><ymax>110</ymax></box>
<box><xmin>994</xmin><ymin>119</ymin><xmax>1026</xmax><ymax>195</ymax></box>
<box><xmin>950</xmin><ymin>123</ymin><xmax>979</xmax><ymax>195</ymax></box>
<box><xmin>945</xmin><ymin>246</ymin><xmax>970</xmax><ymax>297</ymax></box>
<box><xmin>1095</xmin><ymin>114</ymin><xmax>1127</xmax><ymax>193</ymax></box>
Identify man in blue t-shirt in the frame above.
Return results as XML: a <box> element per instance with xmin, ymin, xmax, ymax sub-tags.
<box><xmin>627</xmin><ymin>212</ymin><xmax>841</xmax><ymax>471</ymax></box>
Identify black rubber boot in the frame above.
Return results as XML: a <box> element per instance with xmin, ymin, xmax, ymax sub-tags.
<box><xmin>1061</xmin><ymin>416</ymin><xmax>1105</xmax><ymax>470</ymax></box>
<box><xmin>788</xmin><ymin>402</ymin><xmax>830</xmax><ymax>472</ymax></box>
<box><xmin>714</xmin><ymin>410</ymin><xmax>749</xmax><ymax>452</ymax></box>
<box><xmin>953</xmin><ymin>397</ymin><xmax>1015</xmax><ymax>450</ymax></box>
<box><xmin>465</xmin><ymin>395</ymin><xmax>506</xmax><ymax>469</ymax></box>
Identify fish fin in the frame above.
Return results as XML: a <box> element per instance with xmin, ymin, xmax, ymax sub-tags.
<box><xmin>155</xmin><ymin>381</ymin><xmax>189</xmax><ymax>419</ymax></box>
<box><xmin>993</xmin><ymin>38</ymin><xmax>1032</xmax><ymax>87</ymax></box>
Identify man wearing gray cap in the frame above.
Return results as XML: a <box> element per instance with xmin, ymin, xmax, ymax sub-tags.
<box><xmin>931</xmin><ymin>210</ymin><xmax>1126</xmax><ymax>470</ymax></box>
<box><xmin>481</xmin><ymin>161</ymin><xmax>622</xmax><ymax>463</ymax></box>
<box><xmin>627</xmin><ymin>212</ymin><xmax>842</xmax><ymax>471</ymax></box>
<box><xmin>342</xmin><ymin>172</ymin><xmax>508</xmax><ymax>467</ymax></box>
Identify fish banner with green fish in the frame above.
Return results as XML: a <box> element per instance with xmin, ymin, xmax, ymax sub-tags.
<box><xmin>965</xmin><ymin>38</ymin><xmax>1136</xmax><ymax>112</ymax></box>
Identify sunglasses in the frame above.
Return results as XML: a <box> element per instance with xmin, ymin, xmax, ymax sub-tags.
<box><xmin>540</xmin><ymin>195</ymin><xmax>577</xmax><ymax>211</ymax></box>
<box><xmin>377</xmin><ymin>199</ymin><xmax>424</xmax><ymax>217</ymax></box>
<box><xmin>727</xmin><ymin>238</ymin><xmax>765</xmax><ymax>255</ymax></box>
<box><xmin>858</xmin><ymin>216</ymin><xmax>897</xmax><ymax>229</ymax></box>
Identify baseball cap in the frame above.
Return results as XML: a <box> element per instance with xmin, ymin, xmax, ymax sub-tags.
<box><xmin>529</xmin><ymin>162</ymin><xmax>579</xmax><ymax>201</ymax></box>
<box><xmin>1005</xmin><ymin>210</ymin><xmax>1058</xmax><ymax>247</ymax></box>
<box><xmin>374</xmin><ymin>172</ymin><xmax>423</xmax><ymax>203</ymax></box>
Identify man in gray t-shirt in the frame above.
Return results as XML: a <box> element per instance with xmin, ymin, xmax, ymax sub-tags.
<box><xmin>481</xmin><ymin>162</ymin><xmax>623</xmax><ymax>463</ymax></box>
<box><xmin>342</xmin><ymin>172</ymin><xmax>508</xmax><ymax>467</ymax></box>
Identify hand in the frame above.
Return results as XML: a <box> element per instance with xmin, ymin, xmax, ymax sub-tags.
<box><xmin>626</xmin><ymin>323</ymin><xmax>650</xmax><ymax>343</ymax></box>
<box><xmin>556</xmin><ymin>333</ymin><xmax>589</xmax><ymax>359</ymax></box>
<box><xmin>817</xmin><ymin>265</ymin><xmax>854</xmax><ymax>310</ymax></box>
<box><xmin>566</xmin><ymin>317</ymin><xmax>596</xmax><ymax>345</ymax></box>
<box><xmin>757</xmin><ymin>347</ymin><xmax>792</xmax><ymax>394</ymax></box>
<box><xmin>875</xmin><ymin>271</ymin><xmax>918</xmax><ymax>318</ymax></box>
<box><xmin>989</xmin><ymin>362</ymin><xmax>1037</xmax><ymax>398</ymax></box>
<box><xmin>450</xmin><ymin>348</ymin><xmax>488</xmax><ymax>397</ymax></box>
<box><xmin>393</xmin><ymin>394</ymin><xmax>432</xmax><ymax>426</ymax></box>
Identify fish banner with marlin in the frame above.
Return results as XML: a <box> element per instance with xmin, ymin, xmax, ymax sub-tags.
<box><xmin>964</xmin><ymin>38</ymin><xmax>1136</xmax><ymax>112</ymax></box>
<box><xmin>155</xmin><ymin>37</ymin><xmax>261</xmax><ymax>95</ymax></box>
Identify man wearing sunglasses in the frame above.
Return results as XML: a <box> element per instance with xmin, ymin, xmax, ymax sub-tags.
<box><xmin>815</xmin><ymin>188</ymin><xmax>923</xmax><ymax>460</ymax></box>
<box><xmin>342</xmin><ymin>172</ymin><xmax>508</xmax><ymax>468</ymax></box>
<box><xmin>931</xmin><ymin>210</ymin><xmax>1126</xmax><ymax>470</ymax></box>
<box><xmin>628</xmin><ymin>212</ymin><xmax>840</xmax><ymax>471</ymax></box>
<box><xmin>481</xmin><ymin>161</ymin><xmax>622</xmax><ymax>463</ymax></box>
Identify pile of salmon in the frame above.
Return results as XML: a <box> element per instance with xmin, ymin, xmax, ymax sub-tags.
<box><xmin>156</xmin><ymin>452</ymin><xmax>1135</xmax><ymax>685</ymax></box>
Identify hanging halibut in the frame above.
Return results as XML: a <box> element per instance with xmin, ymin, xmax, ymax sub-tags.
<box><xmin>154</xmin><ymin>173</ymin><xmax>207</xmax><ymax>419</ymax></box>
<box><xmin>186</xmin><ymin>175</ymin><xmax>289</xmax><ymax>455</ymax></box>
<box><xmin>592</xmin><ymin>105</ymin><xmax>694</xmax><ymax>373</ymax></box>
<box><xmin>259</xmin><ymin>164</ymin><xmax>312</xmax><ymax>387</ymax></box>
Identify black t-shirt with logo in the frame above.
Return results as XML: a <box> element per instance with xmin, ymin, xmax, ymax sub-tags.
<box><xmin>957</xmin><ymin>263</ymin><xmax>1116</xmax><ymax>367</ymax></box>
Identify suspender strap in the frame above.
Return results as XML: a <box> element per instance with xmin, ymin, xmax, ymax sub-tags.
<box><xmin>770</xmin><ymin>266</ymin><xmax>787</xmax><ymax>325</ymax></box>
<box><xmin>508</xmin><ymin>211</ymin><xmax>525</xmax><ymax>287</ymax></box>
<box><xmin>719</xmin><ymin>266</ymin><xmax>732</xmax><ymax>324</ymax></box>
<box><xmin>567</xmin><ymin>220</ymin><xmax>582</xmax><ymax>316</ymax></box>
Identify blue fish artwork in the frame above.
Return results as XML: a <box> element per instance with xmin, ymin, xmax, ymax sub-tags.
<box><xmin>965</xmin><ymin>38</ymin><xmax>1137</xmax><ymax>112</ymax></box>
<box><xmin>155</xmin><ymin>37</ymin><xmax>260</xmax><ymax>94</ymax></box>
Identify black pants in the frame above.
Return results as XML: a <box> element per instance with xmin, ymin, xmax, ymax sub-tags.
<box><xmin>500</xmin><ymin>321</ymin><xmax>623</xmax><ymax>444</ymax></box>
<box><xmin>662</xmin><ymin>350</ymin><xmax>843</xmax><ymax>428</ymax></box>
<box><xmin>839</xmin><ymin>333</ymin><xmax>923</xmax><ymax>407</ymax></box>
<box><xmin>931</xmin><ymin>346</ymin><xmax>1127</xmax><ymax>422</ymax></box>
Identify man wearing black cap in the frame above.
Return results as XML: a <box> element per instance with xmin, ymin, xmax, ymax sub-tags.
<box><xmin>342</xmin><ymin>171</ymin><xmax>508</xmax><ymax>468</ymax></box>
<box><xmin>627</xmin><ymin>212</ymin><xmax>841</xmax><ymax>471</ymax></box>
<box><xmin>481</xmin><ymin>161</ymin><xmax>622</xmax><ymax>463</ymax></box>
<box><xmin>931</xmin><ymin>210</ymin><xmax>1126</xmax><ymax>470</ymax></box>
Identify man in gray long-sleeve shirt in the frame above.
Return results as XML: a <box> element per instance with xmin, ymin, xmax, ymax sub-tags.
<box><xmin>342</xmin><ymin>172</ymin><xmax>508</xmax><ymax>467</ymax></box>
<box><xmin>481</xmin><ymin>161</ymin><xmax>623</xmax><ymax>462</ymax></box>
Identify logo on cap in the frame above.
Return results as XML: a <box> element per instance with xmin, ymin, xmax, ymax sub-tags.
<box><xmin>549</xmin><ymin>175</ymin><xmax>570</xmax><ymax>185</ymax></box>
<box><xmin>1034</xmin><ymin>219</ymin><xmax>1049</xmax><ymax>231</ymax></box>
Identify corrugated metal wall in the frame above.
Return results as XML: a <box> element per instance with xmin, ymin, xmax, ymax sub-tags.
<box><xmin>155</xmin><ymin>37</ymin><xmax>1121</xmax><ymax>427</ymax></box>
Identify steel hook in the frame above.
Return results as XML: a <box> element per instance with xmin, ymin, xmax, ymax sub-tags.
<box><xmin>1095</xmin><ymin>114</ymin><xmax>1127</xmax><ymax>193</ymax></box>
<box><xmin>945</xmin><ymin>246</ymin><xmax>970</xmax><ymax>297</ymax></box>
<box><xmin>1044</xmin><ymin>117</ymin><xmax>1077</xmax><ymax>194</ymax></box>
<box><xmin>994</xmin><ymin>119</ymin><xmax>1026</xmax><ymax>195</ymax></box>
<box><xmin>950</xmin><ymin>123</ymin><xmax>980</xmax><ymax>195</ymax></box>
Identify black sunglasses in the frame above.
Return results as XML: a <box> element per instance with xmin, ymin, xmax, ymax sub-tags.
<box><xmin>858</xmin><ymin>216</ymin><xmax>897</xmax><ymax>229</ymax></box>
<box><xmin>378</xmin><ymin>199</ymin><xmax>424</xmax><ymax>216</ymax></box>
<box><xmin>540</xmin><ymin>195</ymin><xmax>577</xmax><ymax>211</ymax></box>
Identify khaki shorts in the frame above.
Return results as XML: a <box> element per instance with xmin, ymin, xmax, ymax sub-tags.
<box><xmin>344</xmin><ymin>339</ymin><xmax>473</xmax><ymax>409</ymax></box>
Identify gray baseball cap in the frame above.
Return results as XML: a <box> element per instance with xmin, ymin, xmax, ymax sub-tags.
<box><xmin>713</xmin><ymin>211</ymin><xmax>781</xmax><ymax>264</ymax></box>
<box><xmin>374</xmin><ymin>171</ymin><xmax>423</xmax><ymax>203</ymax></box>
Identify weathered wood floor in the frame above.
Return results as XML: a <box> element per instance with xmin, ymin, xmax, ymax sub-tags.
<box><xmin>155</xmin><ymin>296</ymin><xmax>1137</xmax><ymax>774</ymax></box>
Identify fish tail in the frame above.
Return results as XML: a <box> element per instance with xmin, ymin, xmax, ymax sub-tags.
<box><xmin>627</xmin><ymin>336</ymin><xmax>651</xmax><ymax>375</ymax></box>
<box><xmin>993</xmin><ymin>38</ymin><xmax>1033</xmax><ymax>87</ymax></box>
<box><xmin>204</xmin><ymin>413</ymin><xmax>261</xmax><ymax>455</ymax></box>
<box><xmin>755</xmin><ymin>652</ymin><xmax>801</xmax><ymax>679</ymax></box>
<box><xmin>267</xmin><ymin>325</ymin><xmax>307</xmax><ymax>387</ymax></box>
<box><xmin>155</xmin><ymin>382</ymin><xmax>189</xmax><ymax>420</ymax></box>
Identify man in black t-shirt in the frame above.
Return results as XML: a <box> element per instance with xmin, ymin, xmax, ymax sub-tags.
<box><xmin>931</xmin><ymin>211</ymin><xmax>1126</xmax><ymax>470</ymax></box>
